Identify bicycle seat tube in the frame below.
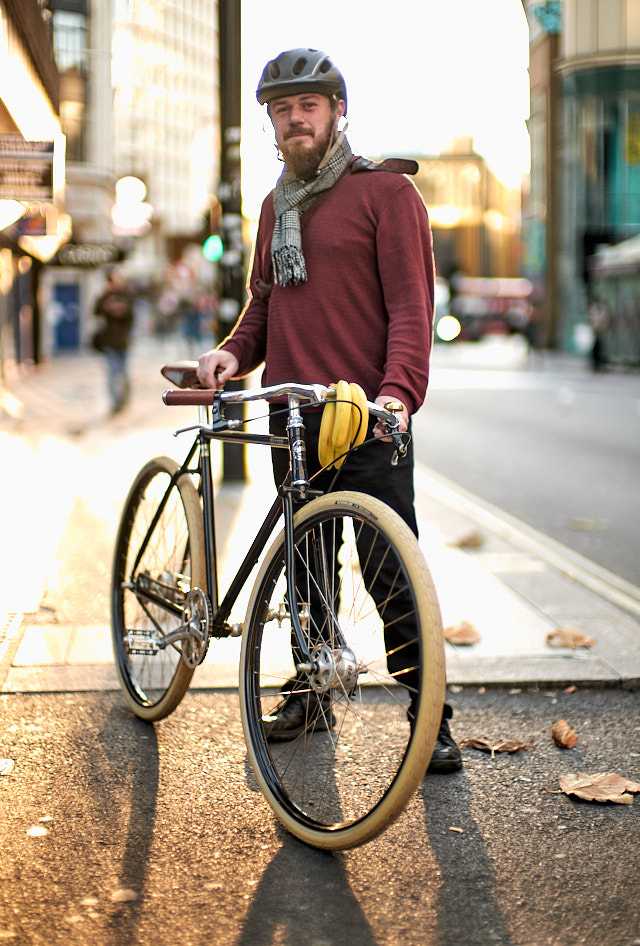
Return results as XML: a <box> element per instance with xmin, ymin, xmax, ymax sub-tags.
<box><xmin>197</xmin><ymin>402</ymin><xmax>220</xmax><ymax>608</ymax></box>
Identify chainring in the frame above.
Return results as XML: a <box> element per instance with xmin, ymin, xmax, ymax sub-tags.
<box><xmin>181</xmin><ymin>588</ymin><xmax>213</xmax><ymax>668</ymax></box>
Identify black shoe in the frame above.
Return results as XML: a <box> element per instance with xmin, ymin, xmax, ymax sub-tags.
<box><xmin>262</xmin><ymin>679</ymin><xmax>335</xmax><ymax>742</ymax></box>
<box><xmin>426</xmin><ymin>705</ymin><xmax>462</xmax><ymax>775</ymax></box>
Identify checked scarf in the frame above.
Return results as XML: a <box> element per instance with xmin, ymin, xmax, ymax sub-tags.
<box><xmin>272</xmin><ymin>133</ymin><xmax>352</xmax><ymax>287</ymax></box>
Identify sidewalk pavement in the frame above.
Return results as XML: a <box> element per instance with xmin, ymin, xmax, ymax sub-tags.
<box><xmin>1</xmin><ymin>336</ymin><xmax>639</xmax><ymax>694</ymax></box>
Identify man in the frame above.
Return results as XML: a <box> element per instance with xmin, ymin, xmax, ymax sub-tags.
<box><xmin>93</xmin><ymin>266</ymin><xmax>134</xmax><ymax>415</ymax></box>
<box><xmin>197</xmin><ymin>48</ymin><xmax>461</xmax><ymax>774</ymax></box>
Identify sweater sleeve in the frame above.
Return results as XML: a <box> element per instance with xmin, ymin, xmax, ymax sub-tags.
<box><xmin>374</xmin><ymin>180</ymin><xmax>435</xmax><ymax>414</ymax></box>
<box><xmin>218</xmin><ymin>194</ymin><xmax>275</xmax><ymax>377</ymax></box>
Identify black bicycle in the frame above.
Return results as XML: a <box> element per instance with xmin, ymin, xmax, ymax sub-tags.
<box><xmin>111</xmin><ymin>363</ymin><xmax>445</xmax><ymax>849</ymax></box>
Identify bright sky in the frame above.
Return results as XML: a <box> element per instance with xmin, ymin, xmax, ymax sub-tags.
<box><xmin>240</xmin><ymin>0</ymin><xmax>531</xmax><ymax>220</ymax></box>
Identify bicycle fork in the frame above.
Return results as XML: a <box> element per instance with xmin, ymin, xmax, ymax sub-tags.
<box><xmin>280</xmin><ymin>398</ymin><xmax>358</xmax><ymax>696</ymax></box>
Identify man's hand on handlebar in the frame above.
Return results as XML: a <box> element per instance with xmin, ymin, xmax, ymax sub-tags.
<box><xmin>373</xmin><ymin>396</ymin><xmax>409</xmax><ymax>441</ymax></box>
<box><xmin>197</xmin><ymin>349</ymin><xmax>239</xmax><ymax>390</ymax></box>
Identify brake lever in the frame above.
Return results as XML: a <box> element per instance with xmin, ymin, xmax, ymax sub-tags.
<box><xmin>391</xmin><ymin>432</ymin><xmax>408</xmax><ymax>466</ymax></box>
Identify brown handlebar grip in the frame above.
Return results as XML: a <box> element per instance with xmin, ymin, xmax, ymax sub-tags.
<box><xmin>163</xmin><ymin>389</ymin><xmax>217</xmax><ymax>406</ymax></box>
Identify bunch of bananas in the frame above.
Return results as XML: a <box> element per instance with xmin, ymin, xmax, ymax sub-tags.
<box><xmin>318</xmin><ymin>380</ymin><xmax>369</xmax><ymax>469</ymax></box>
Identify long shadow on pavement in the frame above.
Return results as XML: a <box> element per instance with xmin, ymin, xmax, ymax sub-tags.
<box><xmin>420</xmin><ymin>772</ymin><xmax>514</xmax><ymax>946</ymax></box>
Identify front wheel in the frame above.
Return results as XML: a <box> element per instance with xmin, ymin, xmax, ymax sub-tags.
<box><xmin>111</xmin><ymin>456</ymin><xmax>206</xmax><ymax>721</ymax></box>
<box><xmin>240</xmin><ymin>490</ymin><xmax>445</xmax><ymax>850</ymax></box>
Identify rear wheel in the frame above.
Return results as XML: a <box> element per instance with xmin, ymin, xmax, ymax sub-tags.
<box><xmin>240</xmin><ymin>490</ymin><xmax>445</xmax><ymax>850</ymax></box>
<box><xmin>111</xmin><ymin>456</ymin><xmax>206</xmax><ymax>721</ymax></box>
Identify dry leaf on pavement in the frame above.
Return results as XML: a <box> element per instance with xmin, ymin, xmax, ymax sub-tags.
<box><xmin>444</xmin><ymin>620</ymin><xmax>482</xmax><ymax>645</ymax></box>
<box><xmin>449</xmin><ymin>530</ymin><xmax>485</xmax><ymax>549</ymax></box>
<box><xmin>551</xmin><ymin>719</ymin><xmax>579</xmax><ymax>748</ymax></box>
<box><xmin>458</xmin><ymin>736</ymin><xmax>536</xmax><ymax>760</ymax></box>
<box><xmin>554</xmin><ymin>772</ymin><xmax>640</xmax><ymax>805</ymax></box>
<box><xmin>546</xmin><ymin>626</ymin><xmax>597</xmax><ymax>649</ymax></box>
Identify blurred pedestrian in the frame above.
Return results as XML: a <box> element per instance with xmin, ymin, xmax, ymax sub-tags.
<box><xmin>93</xmin><ymin>267</ymin><xmax>135</xmax><ymax>415</ymax></box>
<box><xmin>197</xmin><ymin>48</ymin><xmax>461</xmax><ymax>774</ymax></box>
<box><xmin>178</xmin><ymin>294</ymin><xmax>204</xmax><ymax>358</ymax></box>
<box><xmin>588</xmin><ymin>296</ymin><xmax>609</xmax><ymax>372</ymax></box>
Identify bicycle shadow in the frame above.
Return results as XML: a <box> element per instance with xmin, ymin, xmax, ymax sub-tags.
<box><xmin>236</xmin><ymin>833</ymin><xmax>377</xmax><ymax>945</ymax></box>
<box><xmin>419</xmin><ymin>772</ymin><xmax>514</xmax><ymax>946</ymax></box>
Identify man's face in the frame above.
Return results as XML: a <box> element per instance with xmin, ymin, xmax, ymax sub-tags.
<box><xmin>270</xmin><ymin>92</ymin><xmax>345</xmax><ymax>179</ymax></box>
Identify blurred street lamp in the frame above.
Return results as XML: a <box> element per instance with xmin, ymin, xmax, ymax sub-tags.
<box><xmin>17</xmin><ymin>205</ymin><xmax>72</xmax><ymax>263</ymax></box>
<box><xmin>0</xmin><ymin>200</ymin><xmax>26</xmax><ymax>231</ymax></box>
<box><xmin>111</xmin><ymin>176</ymin><xmax>153</xmax><ymax>236</ymax></box>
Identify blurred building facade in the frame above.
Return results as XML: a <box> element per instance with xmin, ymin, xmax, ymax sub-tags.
<box><xmin>412</xmin><ymin>137</ymin><xmax>523</xmax><ymax>283</ymax></box>
<box><xmin>41</xmin><ymin>0</ymin><xmax>115</xmax><ymax>356</ymax></box>
<box><xmin>523</xmin><ymin>0</ymin><xmax>640</xmax><ymax>360</ymax></box>
<box><xmin>111</xmin><ymin>0</ymin><xmax>218</xmax><ymax>277</ymax></box>
<box><xmin>0</xmin><ymin>0</ymin><xmax>62</xmax><ymax>374</ymax></box>
<box><xmin>2</xmin><ymin>0</ymin><xmax>219</xmax><ymax>365</ymax></box>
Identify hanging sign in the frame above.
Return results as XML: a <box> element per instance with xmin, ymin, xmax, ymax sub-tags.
<box><xmin>0</xmin><ymin>136</ymin><xmax>54</xmax><ymax>201</ymax></box>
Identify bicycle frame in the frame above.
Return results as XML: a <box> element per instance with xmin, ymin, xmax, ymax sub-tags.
<box><xmin>112</xmin><ymin>367</ymin><xmax>446</xmax><ymax>848</ymax></box>
<box><xmin>142</xmin><ymin>379</ymin><xmax>404</xmax><ymax>670</ymax></box>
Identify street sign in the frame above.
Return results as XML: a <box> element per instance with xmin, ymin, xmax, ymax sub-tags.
<box><xmin>0</xmin><ymin>136</ymin><xmax>54</xmax><ymax>201</ymax></box>
<box><xmin>56</xmin><ymin>243</ymin><xmax>125</xmax><ymax>267</ymax></box>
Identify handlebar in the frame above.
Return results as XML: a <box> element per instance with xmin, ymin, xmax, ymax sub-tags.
<box><xmin>160</xmin><ymin>362</ymin><xmax>401</xmax><ymax>429</ymax></box>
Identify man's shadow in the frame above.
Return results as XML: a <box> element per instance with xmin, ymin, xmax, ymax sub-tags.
<box><xmin>88</xmin><ymin>703</ymin><xmax>160</xmax><ymax>945</ymax></box>
<box><xmin>420</xmin><ymin>771</ymin><xmax>514</xmax><ymax>946</ymax></box>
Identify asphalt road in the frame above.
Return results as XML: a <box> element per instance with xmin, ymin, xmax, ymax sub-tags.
<box><xmin>1</xmin><ymin>686</ymin><xmax>639</xmax><ymax>945</ymax></box>
<box><xmin>2</xmin><ymin>340</ymin><xmax>640</xmax><ymax>944</ymax></box>
<box><xmin>415</xmin><ymin>346</ymin><xmax>640</xmax><ymax>586</ymax></box>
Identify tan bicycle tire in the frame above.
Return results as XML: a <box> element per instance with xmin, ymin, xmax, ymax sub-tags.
<box><xmin>240</xmin><ymin>490</ymin><xmax>445</xmax><ymax>850</ymax></box>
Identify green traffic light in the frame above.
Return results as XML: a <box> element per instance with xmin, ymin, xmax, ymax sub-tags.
<box><xmin>203</xmin><ymin>234</ymin><xmax>224</xmax><ymax>262</ymax></box>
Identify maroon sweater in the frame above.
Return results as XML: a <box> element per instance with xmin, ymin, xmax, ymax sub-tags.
<box><xmin>222</xmin><ymin>163</ymin><xmax>435</xmax><ymax>415</ymax></box>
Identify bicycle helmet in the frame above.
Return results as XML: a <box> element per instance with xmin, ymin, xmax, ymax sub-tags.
<box><xmin>256</xmin><ymin>48</ymin><xmax>347</xmax><ymax>112</ymax></box>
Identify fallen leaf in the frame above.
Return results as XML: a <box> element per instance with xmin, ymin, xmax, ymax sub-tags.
<box><xmin>556</xmin><ymin>772</ymin><xmax>640</xmax><ymax>805</ymax></box>
<box><xmin>449</xmin><ymin>530</ymin><xmax>485</xmax><ymax>549</ymax></box>
<box><xmin>568</xmin><ymin>517</ymin><xmax>608</xmax><ymax>532</ymax></box>
<box><xmin>111</xmin><ymin>888</ymin><xmax>138</xmax><ymax>903</ymax></box>
<box><xmin>546</xmin><ymin>626</ymin><xmax>597</xmax><ymax>649</ymax></box>
<box><xmin>444</xmin><ymin>620</ymin><xmax>482</xmax><ymax>645</ymax></box>
<box><xmin>459</xmin><ymin>736</ymin><xmax>536</xmax><ymax>760</ymax></box>
<box><xmin>551</xmin><ymin>719</ymin><xmax>579</xmax><ymax>748</ymax></box>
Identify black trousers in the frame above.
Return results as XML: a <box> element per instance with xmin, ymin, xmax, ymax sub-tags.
<box><xmin>269</xmin><ymin>408</ymin><xmax>420</xmax><ymax>700</ymax></box>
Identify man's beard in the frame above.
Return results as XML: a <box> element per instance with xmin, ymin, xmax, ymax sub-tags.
<box><xmin>280</xmin><ymin>123</ymin><xmax>333</xmax><ymax>180</ymax></box>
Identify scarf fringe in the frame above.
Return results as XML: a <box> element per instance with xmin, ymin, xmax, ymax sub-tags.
<box><xmin>273</xmin><ymin>246</ymin><xmax>307</xmax><ymax>287</ymax></box>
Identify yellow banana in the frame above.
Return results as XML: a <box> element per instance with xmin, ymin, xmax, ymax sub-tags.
<box><xmin>332</xmin><ymin>380</ymin><xmax>352</xmax><ymax>454</ymax></box>
<box><xmin>349</xmin><ymin>382</ymin><xmax>368</xmax><ymax>448</ymax></box>
<box><xmin>318</xmin><ymin>388</ymin><xmax>337</xmax><ymax>468</ymax></box>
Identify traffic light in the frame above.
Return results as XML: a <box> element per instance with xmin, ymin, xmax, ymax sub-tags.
<box><xmin>202</xmin><ymin>233</ymin><xmax>223</xmax><ymax>262</ymax></box>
